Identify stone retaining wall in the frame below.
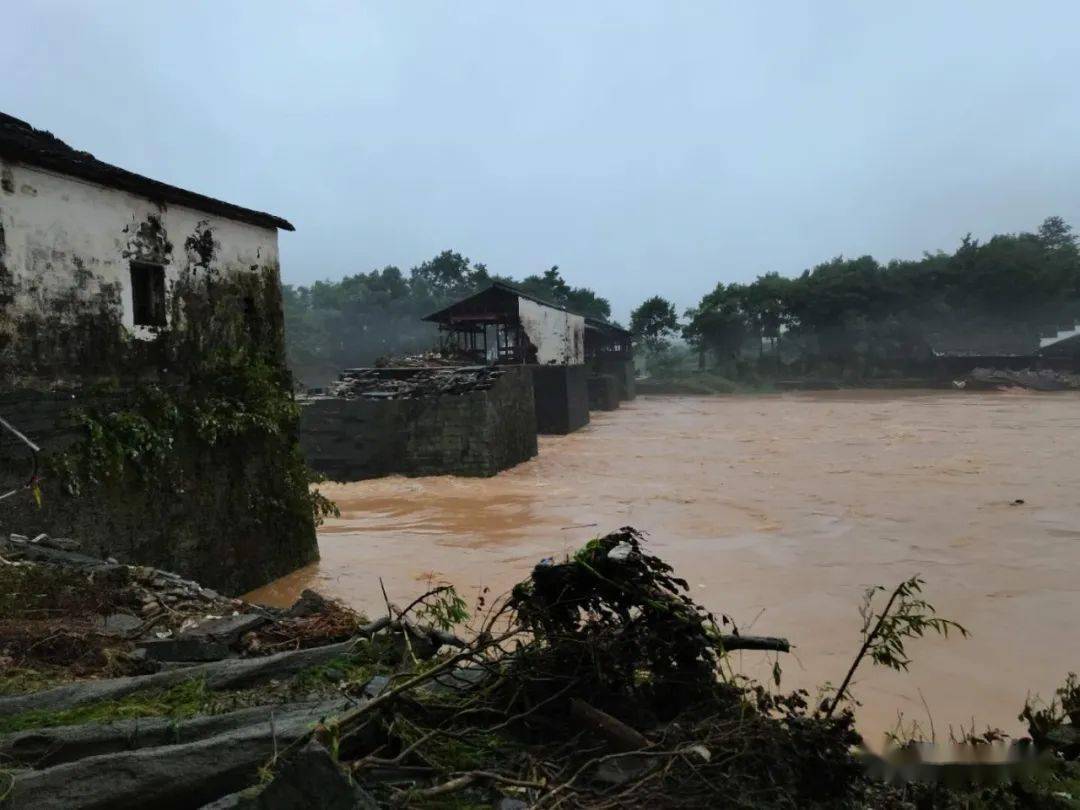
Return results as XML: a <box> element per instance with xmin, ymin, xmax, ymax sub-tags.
<box><xmin>587</xmin><ymin>374</ymin><xmax>620</xmax><ymax>411</ymax></box>
<box><xmin>0</xmin><ymin>389</ymin><xmax>318</xmax><ymax>596</ymax></box>
<box><xmin>530</xmin><ymin>364</ymin><xmax>589</xmax><ymax>435</ymax></box>
<box><xmin>299</xmin><ymin>366</ymin><xmax>537</xmax><ymax>481</ymax></box>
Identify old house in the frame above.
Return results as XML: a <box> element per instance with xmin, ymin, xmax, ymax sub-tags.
<box><xmin>584</xmin><ymin>317</ymin><xmax>635</xmax><ymax>408</ymax></box>
<box><xmin>0</xmin><ymin>112</ymin><xmax>319</xmax><ymax>594</ymax></box>
<box><xmin>424</xmin><ymin>282</ymin><xmax>590</xmax><ymax>433</ymax></box>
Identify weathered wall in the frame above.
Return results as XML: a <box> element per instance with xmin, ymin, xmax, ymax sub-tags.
<box><xmin>0</xmin><ymin>160</ymin><xmax>283</xmax><ymax>384</ymax></box>
<box><xmin>517</xmin><ymin>298</ymin><xmax>584</xmax><ymax>365</ymax></box>
<box><xmin>587</xmin><ymin>374</ymin><xmax>620</xmax><ymax>411</ymax></box>
<box><xmin>530</xmin><ymin>364</ymin><xmax>590</xmax><ymax>434</ymax></box>
<box><xmin>595</xmin><ymin>358</ymin><xmax>636</xmax><ymax>401</ymax></box>
<box><xmin>0</xmin><ymin>389</ymin><xmax>318</xmax><ymax>595</ymax></box>
<box><xmin>299</xmin><ymin>367</ymin><xmax>537</xmax><ymax>481</ymax></box>
<box><xmin>0</xmin><ymin>160</ymin><xmax>318</xmax><ymax>595</ymax></box>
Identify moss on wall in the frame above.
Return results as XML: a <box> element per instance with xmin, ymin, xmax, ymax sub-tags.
<box><xmin>0</xmin><ymin>214</ymin><xmax>323</xmax><ymax>595</ymax></box>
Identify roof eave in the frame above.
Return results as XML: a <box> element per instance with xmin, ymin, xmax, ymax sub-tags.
<box><xmin>0</xmin><ymin>146</ymin><xmax>295</xmax><ymax>233</ymax></box>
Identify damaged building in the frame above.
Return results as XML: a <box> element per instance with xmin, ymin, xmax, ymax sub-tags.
<box><xmin>423</xmin><ymin>281</ymin><xmax>592</xmax><ymax>434</ymax></box>
<box><xmin>0</xmin><ymin>112</ymin><xmax>319</xmax><ymax>594</ymax></box>
<box><xmin>296</xmin><ymin>282</ymin><xmax>635</xmax><ymax>483</ymax></box>
<box><xmin>585</xmin><ymin>317</ymin><xmax>635</xmax><ymax>411</ymax></box>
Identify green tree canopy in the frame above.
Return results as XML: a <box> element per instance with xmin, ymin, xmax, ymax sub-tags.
<box><xmin>630</xmin><ymin>296</ymin><xmax>679</xmax><ymax>353</ymax></box>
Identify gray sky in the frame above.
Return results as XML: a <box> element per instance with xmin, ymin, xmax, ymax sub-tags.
<box><xmin>6</xmin><ymin>1</ymin><xmax>1080</xmax><ymax>321</ymax></box>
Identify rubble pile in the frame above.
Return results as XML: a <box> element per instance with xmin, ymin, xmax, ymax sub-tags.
<box><xmin>329</xmin><ymin>365</ymin><xmax>508</xmax><ymax>400</ymax></box>
<box><xmin>373</xmin><ymin>351</ymin><xmax>467</xmax><ymax>368</ymax></box>
<box><xmin>0</xmin><ymin>534</ymin><xmax>363</xmax><ymax>681</ymax></box>
<box><xmin>964</xmin><ymin>367</ymin><xmax>1080</xmax><ymax>391</ymax></box>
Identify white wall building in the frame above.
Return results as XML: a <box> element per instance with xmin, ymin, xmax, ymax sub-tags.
<box><xmin>0</xmin><ymin>111</ymin><xmax>293</xmax><ymax>373</ymax></box>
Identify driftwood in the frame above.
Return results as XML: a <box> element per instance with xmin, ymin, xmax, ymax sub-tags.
<box><xmin>569</xmin><ymin>698</ymin><xmax>649</xmax><ymax>752</ymax></box>
<box><xmin>5</xmin><ymin>702</ymin><xmax>350</xmax><ymax>810</ymax></box>
<box><xmin>0</xmin><ymin>617</ymin><xmax>467</xmax><ymax>718</ymax></box>
<box><xmin>358</xmin><ymin>613</ymin><xmax>467</xmax><ymax>650</ymax></box>
<box><xmin>718</xmin><ymin>634</ymin><xmax>790</xmax><ymax>653</ymax></box>
<box><xmin>0</xmin><ymin>639</ymin><xmax>360</xmax><ymax>717</ymax></box>
<box><xmin>0</xmin><ymin>699</ymin><xmax>347</xmax><ymax>768</ymax></box>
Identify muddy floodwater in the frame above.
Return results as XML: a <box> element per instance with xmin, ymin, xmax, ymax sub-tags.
<box><xmin>249</xmin><ymin>391</ymin><xmax>1080</xmax><ymax>742</ymax></box>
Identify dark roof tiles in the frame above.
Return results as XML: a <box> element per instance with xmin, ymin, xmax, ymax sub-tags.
<box><xmin>0</xmin><ymin>112</ymin><xmax>293</xmax><ymax>231</ymax></box>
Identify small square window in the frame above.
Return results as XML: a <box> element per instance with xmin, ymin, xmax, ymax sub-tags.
<box><xmin>130</xmin><ymin>262</ymin><xmax>166</xmax><ymax>327</ymax></box>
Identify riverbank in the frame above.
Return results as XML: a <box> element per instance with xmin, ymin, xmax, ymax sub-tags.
<box><xmin>3</xmin><ymin>530</ymin><xmax>1078</xmax><ymax>808</ymax></box>
<box><xmin>636</xmin><ymin>366</ymin><xmax>1080</xmax><ymax>395</ymax></box>
<box><xmin>249</xmin><ymin>391</ymin><xmax>1080</xmax><ymax>744</ymax></box>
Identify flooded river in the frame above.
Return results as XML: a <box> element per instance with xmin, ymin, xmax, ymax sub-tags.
<box><xmin>249</xmin><ymin>391</ymin><xmax>1080</xmax><ymax>742</ymax></box>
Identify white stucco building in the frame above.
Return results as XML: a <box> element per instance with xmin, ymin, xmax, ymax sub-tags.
<box><xmin>0</xmin><ymin>111</ymin><xmax>294</xmax><ymax>378</ymax></box>
<box><xmin>424</xmin><ymin>281</ymin><xmax>585</xmax><ymax>365</ymax></box>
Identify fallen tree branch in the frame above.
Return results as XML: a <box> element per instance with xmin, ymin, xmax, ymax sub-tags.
<box><xmin>4</xmin><ymin>703</ymin><xmax>352</xmax><ymax>810</ymax></box>
<box><xmin>403</xmin><ymin>770</ymin><xmax>547</xmax><ymax>800</ymax></box>
<box><xmin>0</xmin><ymin>699</ymin><xmax>346</xmax><ymax>768</ymax></box>
<box><xmin>357</xmin><ymin>614</ymin><xmax>467</xmax><ymax>650</ymax></box>
<box><xmin>719</xmin><ymin>634</ymin><xmax>789</xmax><ymax>653</ymax></box>
<box><xmin>569</xmin><ymin>698</ymin><xmax>650</xmax><ymax>752</ymax></box>
<box><xmin>0</xmin><ymin>638</ymin><xmax>362</xmax><ymax>716</ymax></box>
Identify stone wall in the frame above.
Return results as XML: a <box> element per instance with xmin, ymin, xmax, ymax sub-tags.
<box><xmin>299</xmin><ymin>366</ymin><xmax>537</xmax><ymax>481</ymax></box>
<box><xmin>595</xmin><ymin>358</ymin><xmax>636</xmax><ymax>401</ymax></box>
<box><xmin>587</xmin><ymin>374</ymin><xmax>620</xmax><ymax>411</ymax></box>
<box><xmin>531</xmin><ymin>364</ymin><xmax>590</xmax><ymax>435</ymax></box>
<box><xmin>0</xmin><ymin>161</ymin><xmax>319</xmax><ymax>596</ymax></box>
<box><xmin>0</xmin><ymin>389</ymin><xmax>318</xmax><ymax>595</ymax></box>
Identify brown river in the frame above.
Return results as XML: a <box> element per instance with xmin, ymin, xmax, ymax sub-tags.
<box><xmin>249</xmin><ymin>391</ymin><xmax>1080</xmax><ymax>743</ymax></box>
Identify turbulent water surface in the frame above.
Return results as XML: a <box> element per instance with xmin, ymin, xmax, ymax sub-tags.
<box><xmin>248</xmin><ymin>391</ymin><xmax>1080</xmax><ymax>742</ymax></box>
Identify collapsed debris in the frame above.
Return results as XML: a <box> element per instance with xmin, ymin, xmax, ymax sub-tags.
<box><xmin>327</xmin><ymin>365</ymin><xmax>511</xmax><ymax>400</ymax></box>
<box><xmin>1</xmin><ymin>529</ymin><xmax>1077</xmax><ymax>809</ymax></box>
<box><xmin>373</xmin><ymin>351</ymin><xmax>468</xmax><ymax>369</ymax></box>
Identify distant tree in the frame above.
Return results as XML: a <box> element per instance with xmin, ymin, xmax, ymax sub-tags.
<box><xmin>1038</xmin><ymin>215</ymin><xmax>1077</xmax><ymax>253</ymax></box>
<box><xmin>409</xmin><ymin>250</ymin><xmax>490</xmax><ymax>300</ymax></box>
<box><xmin>284</xmin><ymin>252</ymin><xmax>613</xmax><ymax>385</ymax></box>
<box><xmin>683</xmin><ymin>283</ymin><xmax>749</xmax><ymax>368</ymax></box>
<box><xmin>742</xmin><ymin>272</ymin><xmax>793</xmax><ymax>342</ymax></box>
<box><xmin>518</xmin><ymin>266</ymin><xmax>612</xmax><ymax>320</ymax></box>
<box><xmin>630</xmin><ymin>296</ymin><xmax>679</xmax><ymax>353</ymax></box>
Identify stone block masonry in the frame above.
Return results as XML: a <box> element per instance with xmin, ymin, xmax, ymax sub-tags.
<box><xmin>596</xmin><ymin>358</ymin><xmax>636</xmax><ymax>401</ymax></box>
<box><xmin>530</xmin><ymin>364</ymin><xmax>589</xmax><ymax>434</ymax></box>
<box><xmin>587</xmin><ymin>373</ymin><xmax>620</xmax><ymax>411</ymax></box>
<box><xmin>299</xmin><ymin>366</ymin><xmax>537</xmax><ymax>481</ymax></box>
<box><xmin>0</xmin><ymin>388</ymin><xmax>319</xmax><ymax>596</ymax></box>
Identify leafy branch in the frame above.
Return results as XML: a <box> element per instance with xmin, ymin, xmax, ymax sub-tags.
<box><xmin>825</xmin><ymin>575</ymin><xmax>967</xmax><ymax>717</ymax></box>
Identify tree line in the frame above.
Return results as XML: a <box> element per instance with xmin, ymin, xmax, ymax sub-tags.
<box><xmin>630</xmin><ymin>216</ymin><xmax>1080</xmax><ymax>378</ymax></box>
<box><xmin>284</xmin><ymin>251</ymin><xmax>611</xmax><ymax>385</ymax></box>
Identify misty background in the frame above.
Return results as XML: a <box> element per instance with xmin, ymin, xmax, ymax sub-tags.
<box><xmin>6</xmin><ymin>2</ymin><xmax>1080</xmax><ymax>383</ymax></box>
<box><xmin>6</xmin><ymin>2</ymin><xmax>1080</xmax><ymax>319</ymax></box>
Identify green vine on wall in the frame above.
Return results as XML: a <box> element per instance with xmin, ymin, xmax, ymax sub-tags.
<box><xmin>50</xmin><ymin>353</ymin><xmax>337</xmax><ymax>527</ymax></box>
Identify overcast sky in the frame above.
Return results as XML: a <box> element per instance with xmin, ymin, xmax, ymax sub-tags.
<box><xmin>5</xmin><ymin>2</ymin><xmax>1079</xmax><ymax>320</ymax></box>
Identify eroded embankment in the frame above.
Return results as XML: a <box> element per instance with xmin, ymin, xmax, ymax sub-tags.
<box><xmin>2</xmin><ymin>530</ymin><xmax>1079</xmax><ymax>809</ymax></box>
